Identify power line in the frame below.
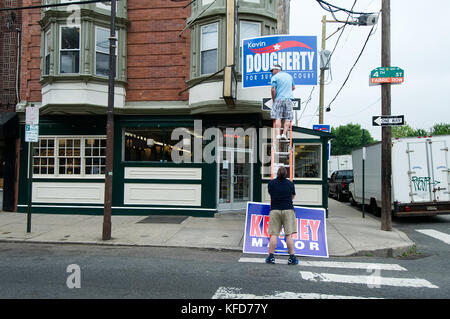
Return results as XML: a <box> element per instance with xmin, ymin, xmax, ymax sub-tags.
<box><xmin>298</xmin><ymin>86</ymin><xmax>315</xmax><ymax>121</ymax></box>
<box><xmin>327</xmin><ymin>97</ymin><xmax>380</xmax><ymax>118</ymax></box>
<box><xmin>322</xmin><ymin>0</ymin><xmax>357</xmax><ymax>72</ymax></box>
<box><xmin>316</xmin><ymin>0</ymin><xmax>376</xmax><ymax>16</ymax></box>
<box><xmin>326</xmin><ymin>22</ymin><xmax>377</xmax><ymax>112</ymax></box>
<box><xmin>0</xmin><ymin>0</ymin><xmax>116</xmax><ymax>12</ymax></box>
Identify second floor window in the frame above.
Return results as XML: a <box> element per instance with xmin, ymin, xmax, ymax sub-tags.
<box><xmin>60</xmin><ymin>26</ymin><xmax>80</xmax><ymax>74</ymax></box>
<box><xmin>95</xmin><ymin>26</ymin><xmax>117</xmax><ymax>77</ymax></box>
<box><xmin>44</xmin><ymin>30</ymin><xmax>51</xmax><ymax>75</ymax></box>
<box><xmin>201</xmin><ymin>23</ymin><xmax>218</xmax><ymax>75</ymax></box>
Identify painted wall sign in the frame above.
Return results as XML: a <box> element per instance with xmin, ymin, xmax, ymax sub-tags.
<box><xmin>242</xmin><ymin>35</ymin><xmax>318</xmax><ymax>88</ymax></box>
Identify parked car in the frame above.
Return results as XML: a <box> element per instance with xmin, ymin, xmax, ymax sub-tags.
<box><xmin>328</xmin><ymin>169</ymin><xmax>353</xmax><ymax>201</ymax></box>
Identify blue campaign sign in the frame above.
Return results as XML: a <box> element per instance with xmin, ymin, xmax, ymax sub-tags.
<box><xmin>243</xmin><ymin>202</ymin><xmax>329</xmax><ymax>258</ymax></box>
<box><xmin>312</xmin><ymin>124</ymin><xmax>330</xmax><ymax>132</ymax></box>
<box><xmin>242</xmin><ymin>35</ymin><xmax>318</xmax><ymax>88</ymax></box>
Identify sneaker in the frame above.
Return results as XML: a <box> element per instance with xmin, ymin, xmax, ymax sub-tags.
<box><xmin>276</xmin><ymin>134</ymin><xmax>282</xmax><ymax>140</ymax></box>
<box><xmin>281</xmin><ymin>134</ymin><xmax>288</xmax><ymax>140</ymax></box>
<box><xmin>265</xmin><ymin>255</ymin><xmax>275</xmax><ymax>264</ymax></box>
<box><xmin>287</xmin><ymin>255</ymin><xmax>299</xmax><ymax>265</ymax></box>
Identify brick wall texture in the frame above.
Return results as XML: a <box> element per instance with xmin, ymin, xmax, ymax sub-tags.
<box><xmin>0</xmin><ymin>0</ymin><xmax>22</xmax><ymax>111</ymax></box>
<box><xmin>126</xmin><ymin>0</ymin><xmax>191</xmax><ymax>101</ymax></box>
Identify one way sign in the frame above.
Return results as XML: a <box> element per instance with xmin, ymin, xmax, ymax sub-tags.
<box><xmin>262</xmin><ymin>98</ymin><xmax>301</xmax><ymax>111</ymax></box>
<box><xmin>372</xmin><ymin>115</ymin><xmax>405</xmax><ymax>126</ymax></box>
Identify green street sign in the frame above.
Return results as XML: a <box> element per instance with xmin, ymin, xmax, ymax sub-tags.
<box><xmin>370</xmin><ymin>67</ymin><xmax>404</xmax><ymax>84</ymax></box>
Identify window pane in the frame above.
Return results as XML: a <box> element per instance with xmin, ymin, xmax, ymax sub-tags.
<box><xmin>84</xmin><ymin>138</ymin><xmax>106</xmax><ymax>175</ymax></box>
<box><xmin>201</xmin><ymin>49</ymin><xmax>217</xmax><ymax>75</ymax></box>
<box><xmin>61</xmin><ymin>27</ymin><xmax>79</xmax><ymax>50</ymax></box>
<box><xmin>124</xmin><ymin>128</ymin><xmax>194</xmax><ymax>163</ymax></box>
<box><xmin>44</xmin><ymin>31</ymin><xmax>51</xmax><ymax>75</ymax></box>
<box><xmin>201</xmin><ymin>23</ymin><xmax>218</xmax><ymax>51</ymax></box>
<box><xmin>240</xmin><ymin>21</ymin><xmax>260</xmax><ymax>42</ymax></box>
<box><xmin>125</xmin><ymin>129</ymin><xmax>164</xmax><ymax>162</ymax></box>
<box><xmin>96</xmin><ymin>27</ymin><xmax>109</xmax><ymax>54</ymax></box>
<box><xmin>96</xmin><ymin>52</ymin><xmax>110</xmax><ymax>76</ymax></box>
<box><xmin>45</xmin><ymin>55</ymin><xmax>50</xmax><ymax>75</ymax></box>
<box><xmin>294</xmin><ymin>144</ymin><xmax>321</xmax><ymax>178</ymax></box>
<box><xmin>60</xmin><ymin>51</ymin><xmax>79</xmax><ymax>73</ymax></box>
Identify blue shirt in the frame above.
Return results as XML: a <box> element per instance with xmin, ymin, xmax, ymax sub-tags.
<box><xmin>271</xmin><ymin>71</ymin><xmax>295</xmax><ymax>100</ymax></box>
<box><xmin>268</xmin><ymin>177</ymin><xmax>296</xmax><ymax>210</ymax></box>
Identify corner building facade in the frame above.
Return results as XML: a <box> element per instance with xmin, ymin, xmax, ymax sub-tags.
<box><xmin>16</xmin><ymin>0</ymin><xmax>331</xmax><ymax>217</ymax></box>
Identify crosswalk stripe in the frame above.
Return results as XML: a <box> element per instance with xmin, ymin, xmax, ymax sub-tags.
<box><xmin>299</xmin><ymin>271</ymin><xmax>439</xmax><ymax>288</ymax></box>
<box><xmin>416</xmin><ymin>229</ymin><xmax>450</xmax><ymax>245</ymax></box>
<box><xmin>238</xmin><ymin>257</ymin><xmax>407</xmax><ymax>271</ymax></box>
<box><xmin>212</xmin><ymin>287</ymin><xmax>382</xmax><ymax>299</ymax></box>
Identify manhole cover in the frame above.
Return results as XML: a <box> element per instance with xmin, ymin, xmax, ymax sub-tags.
<box><xmin>137</xmin><ymin>215</ymin><xmax>188</xmax><ymax>224</ymax></box>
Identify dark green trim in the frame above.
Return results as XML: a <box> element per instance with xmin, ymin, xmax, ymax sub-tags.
<box><xmin>17</xmin><ymin>205</ymin><xmax>215</xmax><ymax>217</ymax></box>
<box><xmin>112</xmin><ymin>207</ymin><xmax>215</xmax><ymax>217</ymax></box>
<box><xmin>261</xmin><ymin>179</ymin><xmax>324</xmax><ymax>185</ymax></box>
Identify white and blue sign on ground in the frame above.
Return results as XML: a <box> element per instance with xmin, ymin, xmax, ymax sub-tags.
<box><xmin>243</xmin><ymin>202</ymin><xmax>329</xmax><ymax>258</ymax></box>
<box><xmin>242</xmin><ymin>35</ymin><xmax>318</xmax><ymax>88</ymax></box>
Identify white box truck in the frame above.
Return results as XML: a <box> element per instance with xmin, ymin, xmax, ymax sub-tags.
<box><xmin>328</xmin><ymin>155</ymin><xmax>352</xmax><ymax>178</ymax></box>
<box><xmin>350</xmin><ymin>135</ymin><xmax>450</xmax><ymax>217</ymax></box>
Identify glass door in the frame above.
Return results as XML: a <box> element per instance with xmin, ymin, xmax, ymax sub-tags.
<box><xmin>218</xmin><ymin>148</ymin><xmax>253</xmax><ymax>211</ymax></box>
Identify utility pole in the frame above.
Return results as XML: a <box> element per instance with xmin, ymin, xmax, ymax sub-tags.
<box><xmin>277</xmin><ymin>0</ymin><xmax>290</xmax><ymax>34</ymax></box>
<box><xmin>103</xmin><ymin>0</ymin><xmax>117</xmax><ymax>240</ymax></box>
<box><xmin>381</xmin><ymin>0</ymin><xmax>392</xmax><ymax>231</ymax></box>
<box><xmin>319</xmin><ymin>15</ymin><xmax>326</xmax><ymax>124</ymax></box>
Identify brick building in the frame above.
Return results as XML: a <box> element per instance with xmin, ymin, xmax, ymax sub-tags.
<box><xmin>13</xmin><ymin>0</ymin><xmax>331</xmax><ymax>216</ymax></box>
<box><xmin>0</xmin><ymin>0</ymin><xmax>21</xmax><ymax>211</ymax></box>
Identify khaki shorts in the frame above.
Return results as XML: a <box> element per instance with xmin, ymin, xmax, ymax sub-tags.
<box><xmin>268</xmin><ymin>209</ymin><xmax>297</xmax><ymax>236</ymax></box>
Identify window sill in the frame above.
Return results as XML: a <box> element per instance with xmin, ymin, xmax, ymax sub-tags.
<box><xmin>40</xmin><ymin>74</ymin><xmax>127</xmax><ymax>86</ymax></box>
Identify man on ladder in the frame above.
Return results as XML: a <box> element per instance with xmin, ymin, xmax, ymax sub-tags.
<box><xmin>270</xmin><ymin>64</ymin><xmax>295</xmax><ymax>181</ymax></box>
<box><xmin>270</xmin><ymin>64</ymin><xmax>295</xmax><ymax>140</ymax></box>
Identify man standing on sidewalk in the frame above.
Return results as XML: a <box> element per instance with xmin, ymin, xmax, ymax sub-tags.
<box><xmin>266</xmin><ymin>166</ymin><xmax>298</xmax><ymax>265</ymax></box>
<box><xmin>270</xmin><ymin>64</ymin><xmax>295</xmax><ymax>139</ymax></box>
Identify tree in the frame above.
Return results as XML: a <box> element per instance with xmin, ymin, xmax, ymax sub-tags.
<box><xmin>391</xmin><ymin>122</ymin><xmax>450</xmax><ymax>138</ymax></box>
<box><xmin>430</xmin><ymin>123</ymin><xmax>450</xmax><ymax>136</ymax></box>
<box><xmin>330</xmin><ymin>123</ymin><xmax>375</xmax><ymax>155</ymax></box>
<box><xmin>391</xmin><ymin>123</ymin><xmax>416</xmax><ymax>138</ymax></box>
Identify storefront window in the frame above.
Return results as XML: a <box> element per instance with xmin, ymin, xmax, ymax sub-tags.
<box><xmin>32</xmin><ymin>136</ymin><xmax>106</xmax><ymax>176</ymax></box>
<box><xmin>294</xmin><ymin>144</ymin><xmax>321</xmax><ymax>179</ymax></box>
<box><xmin>124</xmin><ymin>128</ymin><xmax>194</xmax><ymax>162</ymax></box>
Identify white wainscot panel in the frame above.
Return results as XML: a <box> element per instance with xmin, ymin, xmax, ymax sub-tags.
<box><xmin>124</xmin><ymin>184</ymin><xmax>201</xmax><ymax>206</ymax></box>
<box><xmin>261</xmin><ymin>183</ymin><xmax>322</xmax><ymax>206</ymax></box>
<box><xmin>124</xmin><ymin>167</ymin><xmax>202</xmax><ymax>180</ymax></box>
<box><xmin>32</xmin><ymin>182</ymin><xmax>105</xmax><ymax>204</ymax></box>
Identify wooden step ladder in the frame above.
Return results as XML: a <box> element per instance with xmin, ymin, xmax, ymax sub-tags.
<box><xmin>271</xmin><ymin>120</ymin><xmax>293</xmax><ymax>181</ymax></box>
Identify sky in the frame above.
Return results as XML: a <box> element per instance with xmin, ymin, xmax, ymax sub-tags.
<box><xmin>289</xmin><ymin>0</ymin><xmax>450</xmax><ymax>141</ymax></box>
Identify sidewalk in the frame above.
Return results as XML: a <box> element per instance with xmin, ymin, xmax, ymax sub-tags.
<box><xmin>0</xmin><ymin>199</ymin><xmax>414</xmax><ymax>257</ymax></box>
